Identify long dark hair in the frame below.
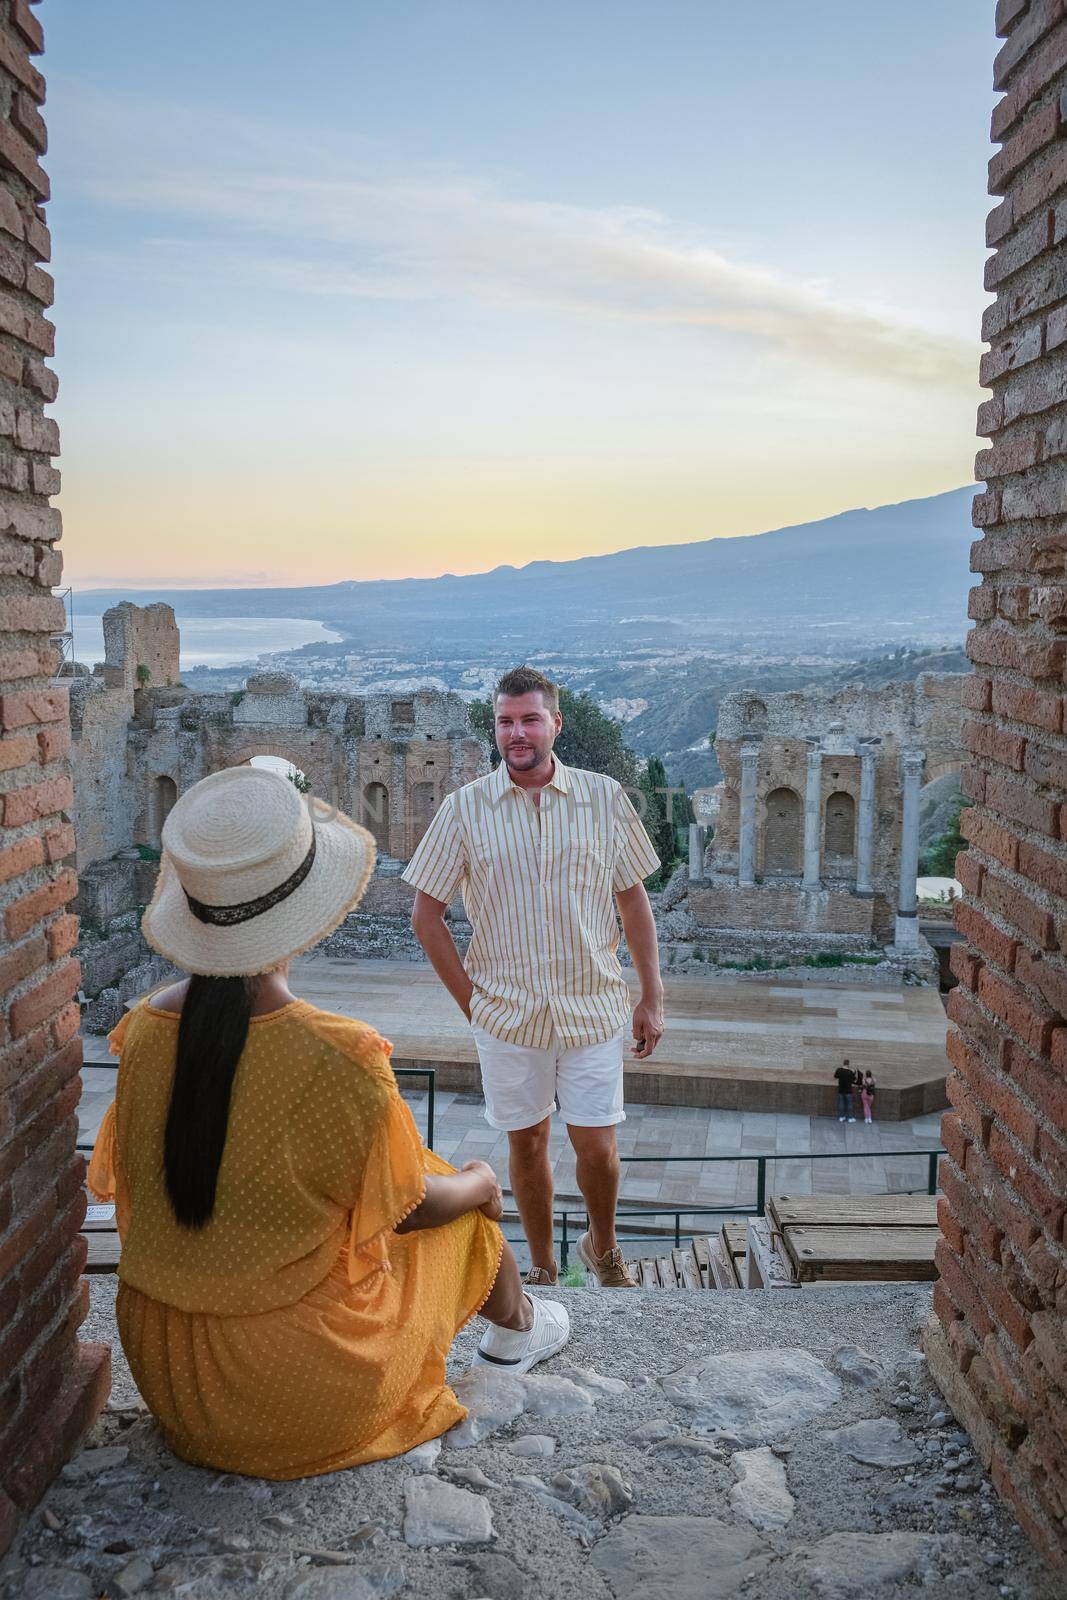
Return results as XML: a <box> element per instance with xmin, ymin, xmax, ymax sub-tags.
<box><xmin>164</xmin><ymin>974</ymin><xmax>255</xmax><ymax>1228</ymax></box>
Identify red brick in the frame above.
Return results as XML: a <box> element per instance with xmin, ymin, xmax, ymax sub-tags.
<box><xmin>958</xmin><ymin>1040</ymin><xmax>1042</xmax><ymax>1157</ymax></box>
<box><xmin>11</xmin><ymin>90</ymin><xmax>45</xmax><ymax>156</ymax></box>
<box><xmin>978</xmin><ymin>964</ymin><xmax>1058</xmax><ymax>1051</ymax></box>
<box><xmin>933</xmin><ymin>1278</ymin><xmax>962</xmax><ymax>1329</ymax></box>
<box><xmin>0</xmin><ymin>594</ymin><xmax>66</xmax><ymax>635</ymax></box>
<box><xmin>1017</xmin><ymin>835</ymin><xmax>1067</xmax><ymax>897</ymax></box>
<box><xmin>1015</xmin><ymin>944</ymin><xmax>1067</xmax><ymax>1016</ymax></box>
<box><xmin>969</xmin><ymin>585</ymin><xmax>998</xmax><ymax>621</ymax></box>
<box><xmin>981</xmin><ymin>320</ymin><xmax>1045</xmax><ymax>385</ymax></box>
<box><xmin>1003</xmin><ymin>476</ymin><xmax>1067</xmax><ymax>519</ymax></box>
<box><xmin>989</xmin><ymin>99</ymin><xmax>1062</xmax><ymax>190</ymax></box>
<box><xmin>14</xmin><ymin>410</ymin><xmax>58</xmax><ymax>456</ymax></box>
<box><xmin>1002</xmin><ymin>350</ymin><xmax>1067</xmax><ymax>422</ymax></box>
<box><xmin>980</xmin><ymin>870</ymin><xmax>1056</xmax><ymax>948</ymax></box>
<box><xmin>11</xmin><ymin>1036</ymin><xmax>80</xmax><ymax>1130</ymax></box>
<box><xmin>961</xmin><ymin>808</ymin><xmax>1021</xmax><ymax>869</ymax></box>
<box><xmin>995</xmin><ymin>0</ymin><xmax>1031</xmax><ymax>34</ymax></box>
<box><xmin>938</xmin><ymin>1196</ymin><xmax>965</xmax><ymax>1254</ymax></box>
<box><xmin>0</xmin><ymin>832</ymin><xmax>43</xmax><ymax>885</ymax></box>
<box><xmin>940</xmin><ymin>1110</ymin><xmax>971</xmax><ymax>1171</ymax></box>
<box><xmin>989</xmin><ymin>1124</ymin><xmax>1066</xmax><ymax>1238</ymax></box>
<box><xmin>21</xmin><ymin>355</ymin><xmax>56</xmax><ymax>401</ymax></box>
<box><xmin>0</xmin><ymin>119</ymin><xmax>47</xmax><ymax>201</ymax></box>
<box><xmin>4</xmin><ymin>867</ymin><xmax>76</xmax><ymax>940</ymax></box>
<box><xmin>937</xmin><ymin>1236</ymin><xmax>996</xmax><ymax>1338</ymax></box>
<box><xmin>964</xmin><ymin>716</ymin><xmax>1026</xmax><ymax>771</ymax></box>
<box><xmin>956</xmin><ymin>901</ymin><xmax>1020</xmax><ymax>973</ymax></box>
<box><xmin>948</xmin><ymin>1072</ymin><xmax>995</xmax><ymax>1146</ymax></box>
<box><xmin>978</xmin><ymin>395</ymin><xmax>1005</xmax><ymax>435</ymax></box>
<box><xmin>8</xmin><ymin>960</ymin><xmax>80</xmax><ymax>1039</ymax></box>
<box><xmin>0</xmin><ymin>732</ymin><xmax>33</xmax><ymax>771</ymax></box>
<box><xmin>1032</xmin><ymin>584</ymin><xmax>1067</xmax><ymax>626</ymax></box>
<box><xmin>986</xmin><ymin>197</ymin><xmax>1015</xmax><ymax>247</ymax></box>
<box><xmin>967</xmin><ymin>1240</ymin><xmax>1035</xmax><ymax>1350</ymax></box>
<box><xmin>992</xmin><ymin>13</ymin><xmax>1067</xmax><ymax>139</ymax></box>
<box><xmin>972</xmin><ymin>490</ymin><xmax>1003</xmax><ymax>528</ymax></box>
<box><xmin>941</xmin><ymin>1162</ymin><xmax>1005</xmax><ymax>1256</ymax></box>
<box><xmin>1022</xmin><ymin>736</ymin><xmax>1067</xmax><ymax>790</ymax></box>
<box><xmin>45</xmin><ymin>915</ymin><xmax>78</xmax><ymax>962</ymax></box>
<box><xmin>948</xmin><ymin>982</ymin><xmax>1012</xmax><ymax>1066</ymax></box>
<box><xmin>949</xmin><ymin>942</ymin><xmax>983</xmax><ymax>990</ymax></box>
<box><xmin>0</xmin><ymin>687</ymin><xmax>67</xmax><ymax>732</ymax></box>
<box><xmin>0</xmin><ymin>649</ymin><xmax>41</xmax><ymax>683</ymax></box>
<box><xmin>0</xmin><ymin>774</ymin><xmax>73</xmax><ymax>829</ymax></box>
<box><xmin>9</xmin><ymin>0</ymin><xmax>43</xmax><ymax>54</ymax></box>
<box><xmin>968</xmin><ymin>624</ymin><xmax>1066</xmax><ymax>680</ymax></box>
<box><xmin>985</xmin><ymin>771</ymin><xmax>1060</xmax><ymax>835</ymax></box>
<box><xmin>0</xmin><ymin>933</ymin><xmax>46</xmax><ymax>996</ymax></box>
<box><xmin>41</xmin><ymin>822</ymin><xmax>74</xmax><ymax>864</ymax></box>
<box><xmin>35</xmin><ymin>724</ymin><xmax>68</xmax><ymax>765</ymax></box>
<box><xmin>51</xmin><ymin>1001</ymin><xmax>79</xmax><ymax>1050</ymax></box>
<box><xmin>962</xmin><ymin>676</ymin><xmax>993</xmax><ymax>714</ymax></box>
<box><xmin>3</xmin><ymin>1343</ymin><xmax>111</xmax><ymax>1514</ymax></box>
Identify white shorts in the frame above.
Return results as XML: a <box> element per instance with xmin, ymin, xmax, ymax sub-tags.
<box><xmin>471</xmin><ymin>1026</ymin><xmax>626</xmax><ymax>1132</ymax></box>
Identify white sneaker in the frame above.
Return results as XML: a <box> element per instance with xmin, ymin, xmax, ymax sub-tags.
<box><xmin>847</xmin><ymin>1116</ymin><xmax>856</xmax><ymax>1123</ymax></box>
<box><xmin>472</xmin><ymin>1295</ymin><xmax>570</xmax><ymax>1375</ymax></box>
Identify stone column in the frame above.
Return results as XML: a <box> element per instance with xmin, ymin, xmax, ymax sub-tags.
<box><xmin>738</xmin><ymin>742</ymin><xmax>760</xmax><ymax>887</ymax></box>
<box><xmin>802</xmin><ymin>743</ymin><xmax>823</xmax><ymax>889</ymax></box>
<box><xmin>895</xmin><ymin>749</ymin><xmax>925</xmax><ymax>947</ymax></box>
<box><xmin>856</xmin><ymin>745</ymin><xmax>877</xmax><ymax>895</ymax></box>
<box><xmin>688</xmin><ymin>823</ymin><xmax>705</xmax><ymax>881</ymax></box>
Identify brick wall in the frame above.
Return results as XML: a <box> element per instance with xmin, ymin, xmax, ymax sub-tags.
<box><xmin>0</xmin><ymin>0</ymin><xmax>110</xmax><ymax>1557</ymax></box>
<box><xmin>923</xmin><ymin>0</ymin><xmax>1067</xmax><ymax>1567</ymax></box>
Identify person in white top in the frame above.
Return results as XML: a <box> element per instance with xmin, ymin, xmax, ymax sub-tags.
<box><xmin>404</xmin><ymin>665</ymin><xmax>665</xmax><ymax>1288</ymax></box>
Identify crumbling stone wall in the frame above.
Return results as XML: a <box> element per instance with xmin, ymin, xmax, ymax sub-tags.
<box><xmin>696</xmin><ymin>676</ymin><xmax>965</xmax><ymax>944</ymax></box>
<box><xmin>923</xmin><ymin>0</ymin><xmax>1067</xmax><ymax>1567</ymax></box>
<box><xmin>0</xmin><ymin>3</ymin><xmax>110</xmax><ymax>1555</ymax></box>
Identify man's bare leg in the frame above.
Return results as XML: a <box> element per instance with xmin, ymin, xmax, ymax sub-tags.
<box><xmin>568</xmin><ymin>1124</ymin><xmax>621</xmax><ymax>1257</ymax></box>
<box><xmin>507</xmin><ymin>1118</ymin><xmax>557</xmax><ymax>1275</ymax></box>
<box><xmin>480</xmin><ymin>1239</ymin><xmax>533</xmax><ymax>1331</ymax></box>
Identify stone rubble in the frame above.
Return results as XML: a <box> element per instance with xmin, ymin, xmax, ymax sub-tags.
<box><xmin>0</xmin><ymin>1283</ymin><xmax>1059</xmax><ymax>1600</ymax></box>
<box><xmin>727</xmin><ymin>1446</ymin><xmax>796</xmax><ymax>1530</ymax></box>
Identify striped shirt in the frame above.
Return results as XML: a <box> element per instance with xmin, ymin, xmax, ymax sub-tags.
<box><xmin>402</xmin><ymin>757</ymin><xmax>661</xmax><ymax>1048</ymax></box>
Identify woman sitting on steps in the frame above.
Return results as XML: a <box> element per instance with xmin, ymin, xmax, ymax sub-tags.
<box><xmin>88</xmin><ymin>765</ymin><xmax>569</xmax><ymax>1479</ymax></box>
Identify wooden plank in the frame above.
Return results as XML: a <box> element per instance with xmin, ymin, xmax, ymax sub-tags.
<box><xmin>722</xmin><ymin>1220</ymin><xmax>748</xmax><ymax>1258</ymax></box>
<box><xmin>84</xmin><ymin>1230</ymin><xmax>120</xmax><ymax>1274</ymax></box>
<box><xmin>690</xmin><ymin>1236</ymin><xmax>712</xmax><ymax>1289</ymax></box>
<box><xmin>655</xmin><ymin>1256</ymin><xmax>675</xmax><ymax>1289</ymax></box>
<box><xmin>676</xmin><ymin>1248</ymin><xmax>702</xmax><ymax>1291</ymax></box>
<box><xmin>782</xmin><ymin>1224</ymin><xmax>938</xmax><ymax>1283</ymax></box>
<box><xmin>769</xmin><ymin>1193</ymin><xmax>938</xmax><ymax>1230</ymax></box>
<box><xmin>745</xmin><ymin>1217</ymin><xmax>796</xmax><ymax>1289</ymax></box>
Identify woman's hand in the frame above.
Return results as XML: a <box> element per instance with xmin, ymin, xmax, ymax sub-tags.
<box><xmin>461</xmin><ymin>1158</ymin><xmax>503</xmax><ymax>1221</ymax></box>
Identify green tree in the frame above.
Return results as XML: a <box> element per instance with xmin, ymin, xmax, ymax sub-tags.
<box><xmin>638</xmin><ymin>755</ymin><xmax>682</xmax><ymax>884</ymax></box>
<box><xmin>920</xmin><ymin>805</ymin><xmax>967</xmax><ymax>878</ymax></box>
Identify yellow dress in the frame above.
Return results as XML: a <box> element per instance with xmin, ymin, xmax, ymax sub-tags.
<box><xmin>87</xmin><ymin>996</ymin><xmax>503</xmax><ymax>1479</ymax></box>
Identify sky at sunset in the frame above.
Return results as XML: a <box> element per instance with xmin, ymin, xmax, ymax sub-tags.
<box><xmin>44</xmin><ymin>1</ymin><xmax>995</xmax><ymax>590</ymax></box>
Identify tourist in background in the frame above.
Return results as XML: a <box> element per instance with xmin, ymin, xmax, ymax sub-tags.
<box><xmin>861</xmin><ymin>1070</ymin><xmax>876</xmax><ymax>1124</ymax></box>
<box><xmin>834</xmin><ymin>1057</ymin><xmax>856</xmax><ymax>1123</ymax></box>
<box><xmin>88</xmin><ymin>766</ymin><xmax>568</xmax><ymax>1480</ymax></box>
<box><xmin>405</xmin><ymin>664</ymin><xmax>664</xmax><ymax>1290</ymax></box>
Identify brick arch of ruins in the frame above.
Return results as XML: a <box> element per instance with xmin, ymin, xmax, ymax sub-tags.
<box><xmin>692</xmin><ymin>674</ymin><xmax>967</xmax><ymax>952</ymax></box>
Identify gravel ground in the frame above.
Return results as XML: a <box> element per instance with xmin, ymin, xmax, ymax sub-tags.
<box><xmin>0</xmin><ymin>1281</ymin><xmax>1057</xmax><ymax>1600</ymax></box>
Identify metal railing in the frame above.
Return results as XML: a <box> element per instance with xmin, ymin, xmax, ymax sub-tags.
<box><xmin>77</xmin><ymin>1065</ymin><xmax>438</xmax><ymax>1158</ymax></box>
<box><xmin>515</xmin><ymin>1147</ymin><xmax>946</xmax><ymax>1270</ymax></box>
<box><xmin>394</xmin><ymin>1067</ymin><xmax>436</xmax><ymax>1150</ymax></box>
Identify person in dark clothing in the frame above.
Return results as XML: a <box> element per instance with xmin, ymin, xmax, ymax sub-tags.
<box><xmin>834</xmin><ymin>1058</ymin><xmax>856</xmax><ymax>1123</ymax></box>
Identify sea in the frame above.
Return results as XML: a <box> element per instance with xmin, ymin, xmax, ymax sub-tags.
<box><xmin>70</xmin><ymin>613</ymin><xmax>342</xmax><ymax>671</ymax></box>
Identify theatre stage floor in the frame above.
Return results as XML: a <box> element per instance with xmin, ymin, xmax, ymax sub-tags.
<box><xmin>287</xmin><ymin>956</ymin><xmax>949</xmax><ymax>1121</ymax></box>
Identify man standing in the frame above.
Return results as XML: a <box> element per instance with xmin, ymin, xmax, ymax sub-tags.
<box><xmin>834</xmin><ymin>1058</ymin><xmax>857</xmax><ymax>1123</ymax></box>
<box><xmin>404</xmin><ymin>666</ymin><xmax>664</xmax><ymax>1288</ymax></box>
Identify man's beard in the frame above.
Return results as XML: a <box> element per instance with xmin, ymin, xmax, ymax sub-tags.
<box><xmin>502</xmin><ymin>736</ymin><xmax>552</xmax><ymax>774</ymax></box>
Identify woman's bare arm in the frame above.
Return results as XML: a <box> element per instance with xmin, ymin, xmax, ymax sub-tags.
<box><xmin>395</xmin><ymin>1159</ymin><xmax>502</xmax><ymax>1234</ymax></box>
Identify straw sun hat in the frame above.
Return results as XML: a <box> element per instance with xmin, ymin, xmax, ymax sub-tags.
<box><xmin>142</xmin><ymin>766</ymin><xmax>376</xmax><ymax>977</ymax></box>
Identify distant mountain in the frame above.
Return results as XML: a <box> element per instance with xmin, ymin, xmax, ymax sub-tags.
<box><xmin>79</xmin><ymin>486</ymin><xmax>974</xmax><ymax>650</ymax></box>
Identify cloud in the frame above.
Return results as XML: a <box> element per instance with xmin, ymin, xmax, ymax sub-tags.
<box><xmin>58</xmin><ymin>88</ymin><xmax>976</xmax><ymax>390</ymax></box>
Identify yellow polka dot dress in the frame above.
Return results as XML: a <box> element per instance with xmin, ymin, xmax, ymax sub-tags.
<box><xmin>87</xmin><ymin>999</ymin><xmax>502</xmax><ymax>1479</ymax></box>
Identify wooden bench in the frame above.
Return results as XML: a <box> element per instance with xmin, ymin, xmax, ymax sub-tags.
<box><xmin>765</xmin><ymin>1192</ymin><xmax>939</xmax><ymax>1285</ymax></box>
<box><xmin>82</xmin><ymin>1203</ymin><xmax>120</xmax><ymax>1274</ymax></box>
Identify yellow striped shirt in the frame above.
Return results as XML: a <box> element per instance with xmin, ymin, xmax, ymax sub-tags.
<box><xmin>402</xmin><ymin>758</ymin><xmax>660</xmax><ymax>1048</ymax></box>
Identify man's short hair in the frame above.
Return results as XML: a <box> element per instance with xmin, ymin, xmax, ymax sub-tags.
<box><xmin>494</xmin><ymin>665</ymin><xmax>560</xmax><ymax>714</ymax></box>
